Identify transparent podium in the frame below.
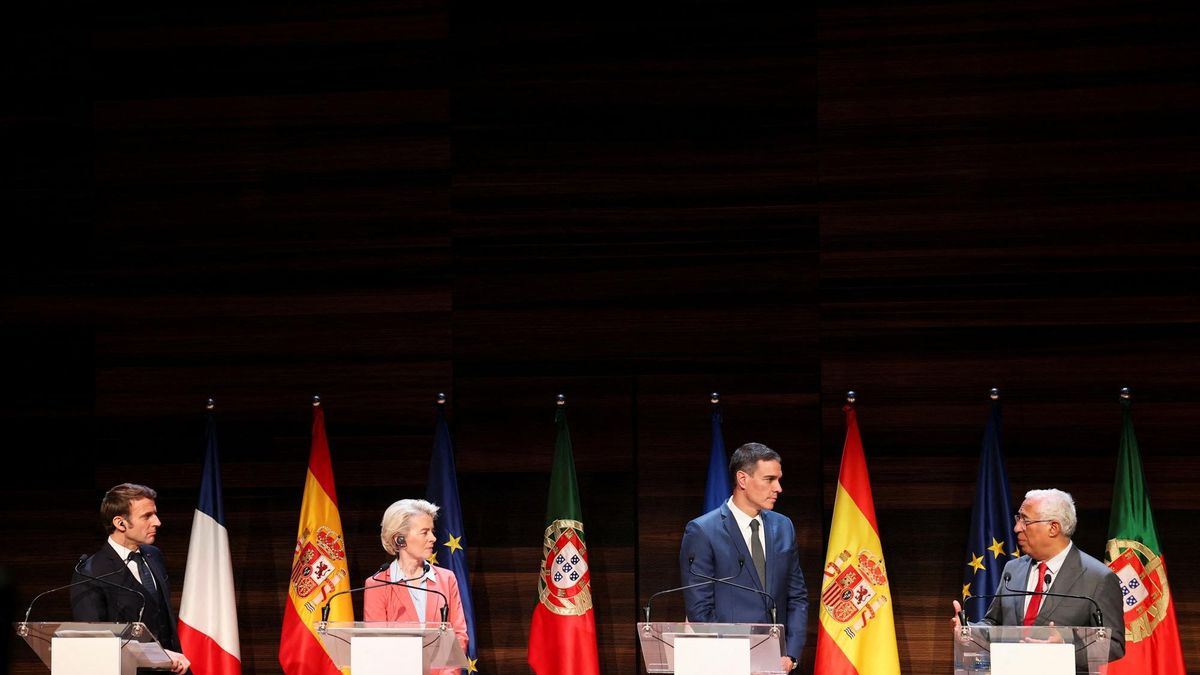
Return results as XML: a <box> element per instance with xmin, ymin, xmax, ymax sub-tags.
<box><xmin>13</xmin><ymin>621</ymin><xmax>174</xmax><ymax>675</ymax></box>
<box><xmin>637</xmin><ymin>622</ymin><xmax>787</xmax><ymax>675</ymax></box>
<box><xmin>316</xmin><ymin>621</ymin><xmax>469</xmax><ymax>675</ymax></box>
<box><xmin>954</xmin><ymin>624</ymin><xmax>1114</xmax><ymax>675</ymax></box>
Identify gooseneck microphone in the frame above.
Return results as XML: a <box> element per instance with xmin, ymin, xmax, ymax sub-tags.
<box><xmin>1002</xmin><ymin>570</ymin><xmax>1104</xmax><ymax>625</ymax></box>
<box><xmin>320</xmin><ymin>561</ymin><xmax>391</xmax><ymax>623</ymax></box>
<box><xmin>643</xmin><ymin>554</ymin><xmax>743</xmax><ymax>623</ymax></box>
<box><xmin>23</xmin><ymin>555</ymin><xmax>130</xmax><ymax>625</ymax></box>
<box><xmin>374</xmin><ymin>560</ymin><xmax>450</xmax><ymax>625</ymax></box>
<box><xmin>689</xmin><ymin>556</ymin><xmax>778</xmax><ymax>625</ymax></box>
<box><xmin>67</xmin><ymin>552</ymin><xmax>149</xmax><ymax>629</ymax></box>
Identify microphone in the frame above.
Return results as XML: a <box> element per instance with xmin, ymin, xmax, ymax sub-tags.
<box><xmin>1002</xmin><ymin>570</ymin><xmax>1104</xmax><ymax>626</ymax></box>
<box><xmin>320</xmin><ymin>561</ymin><xmax>391</xmax><ymax>623</ymax></box>
<box><xmin>688</xmin><ymin>556</ymin><xmax>778</xmax><ymax>625</ymax></box>
<box><xmin>643</xmin><ymin>554</ymin><xmax>741</xmax><ymax>623</ymax></box>
<box><xmin>70</xmin><ymin>553</ymin><xmax>149</xmax><ymax>628</ymax></box>
<box><xmin>375</xmin><ymin>560</ymin><xmax>450</xmax><ymax>625</ymax></box>
<box><xmin>22</xmin><ymin>556</ymin><xmax>119</xmax><ymax>626</ymax></box>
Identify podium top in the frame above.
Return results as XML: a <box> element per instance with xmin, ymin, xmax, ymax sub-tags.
<box><xmin>14</xmin><ymin>621</ymin><xmax>172</xmax><ymax>671</ymax></box>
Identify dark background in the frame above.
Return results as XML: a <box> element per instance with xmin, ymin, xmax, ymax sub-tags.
<box><xmin>3</xmin><ymin>0</ymin><xmax>1198</xmax><ymax>673</ymax></box>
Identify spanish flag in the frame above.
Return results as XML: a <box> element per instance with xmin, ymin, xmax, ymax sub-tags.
<box><xmin>814</xmin><ymin>402</ymin><xmax>900</xmax><ymax>675</ymax></box>
<box><xmin>279</xmin><ymin>400</ymin><xmax>353</xmax><ymax>675</ymax></box>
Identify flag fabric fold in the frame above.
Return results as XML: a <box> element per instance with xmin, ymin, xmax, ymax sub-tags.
<box><xmin>527</xmin><ymin>404</ymin><xmax>600</xmax><ymax>675</ymax></box>
<box><xmin>426</xmin><ymin>405</ymin><xmax>479</xmax><ymax>674</ymax></box>
<box><xmin>1104</xmin><ymin>397</ymin><xmax>1187</xmax><ymax>674</ymax></box>
<box><xmin>961</xmin><ymin>400</ymin><xmax>1019</xmax><ymax>621</ymax></box>
<box><xmin>178</xmin><ymin>411</ymin><xmax>242</xmax><ymax>675</ymax></box>
<box><xmin>814</xmin><ymin>404</ymin><xmax>900</xmax><ymax>675</ymax></box>
<box><xmin>702</xmin><ymin>401</ymin><xmax>731</xmax><ymax>514</ymax></box>
<box><xmin>279</xmin><ymin>404</ymin><xmax>352</xmax><ymax>675</ymax></box>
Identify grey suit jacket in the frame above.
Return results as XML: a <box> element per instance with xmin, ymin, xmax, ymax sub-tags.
<box><xmin>981</xmin><ymin>543</ymin><xmax>1125</xmax><ymax>663</ymax></box>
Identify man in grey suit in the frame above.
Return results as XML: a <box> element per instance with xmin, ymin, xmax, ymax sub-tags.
<box><xmin>951</xmin><ymin>488</ymin><xmax>1125</xmax><ymax>666</ymax></box>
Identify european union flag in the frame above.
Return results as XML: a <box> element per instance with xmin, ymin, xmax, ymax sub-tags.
<box><xmin>702</xmin><ymin>399</ymin><xmax>731</xmax><ymax>514</ymax></box>
<box><xmin>962</xmin><ymin>398</ymin><xmax>1019</xmax><ymax>621</ymax></box>
<box><xmin>426</xmin><ymin>404</ymin><xmax>478</xmax><ymax>673</ymax></box>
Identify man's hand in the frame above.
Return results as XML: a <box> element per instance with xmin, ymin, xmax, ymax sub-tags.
<box><xmin>1022</xmin><ymin>620</ymin><xmax>1067</xmax><ymax>645</ymax></box>
<box><xmin>164</xmin><ymin>648</ymin><xmax>190</xmax><ymax>674</ymax></box>
<box><xmin>951</xmin><ymin>600</ymin><xmax>964</xmax><ymax>631</ymax></box>
<box><xmin>779</xmin><ymin>655</ymin><xmax>796</xmax><ymax>672</ymax></box>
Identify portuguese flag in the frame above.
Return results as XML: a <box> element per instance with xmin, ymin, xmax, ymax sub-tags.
<box><xmin>1104</xmin><ymin>396</ymin><xmax>1186</xmax><ymax>674</ymax></box>
<box><xmin>527</xmin><ymin>401</ymin><xmax>600</xmax><ymax>675</ymax></box>
<box><xmin>814</xmin><ymin>403</ymin><xmax>900</xmax><ymax>675</ymax></box>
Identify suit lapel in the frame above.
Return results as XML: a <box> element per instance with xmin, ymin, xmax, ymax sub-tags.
<box><xmin>1008</xmin><ymin>559</ymin><xmax>1031</xmax><ymax>624</ymax></box>
<box><xmin>719</xmin><ymin>505</ymin><xmax>756</xmax><ymax>585</ymax></box>
<box><xmin>1039</xmin><ymin>545</ymin><xmax>1082</xmax><ymax>624</ymax></box>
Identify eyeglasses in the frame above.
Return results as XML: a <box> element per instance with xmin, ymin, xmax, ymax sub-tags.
<box><xmin>1013</xmin><ymin>514</ymin><xmax>1055</xmax><ymax>528</ymax></box>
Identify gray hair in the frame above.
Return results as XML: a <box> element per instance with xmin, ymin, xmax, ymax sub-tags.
<box><xmin>380</xmin><ymin>498</ymin><xmax>440</xmax><ymax>555</ymax></box>
<box><xmin>1025</xmin><ymin>488</ymin><xmax>1077</xmax><ymax>536</ymax></box>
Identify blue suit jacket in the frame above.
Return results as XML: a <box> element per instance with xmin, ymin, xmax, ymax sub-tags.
<box><xmin>70</xmin><ymin>542</ymin><xmax>182</xmax><ymax>654</ymax></box>
<box><xmin>679</xmin><ymin>503</ymin><xmax>809</xmax><ymax>661</ymax></box>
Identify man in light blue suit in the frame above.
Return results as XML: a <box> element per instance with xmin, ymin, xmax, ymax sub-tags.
<box><xmin>680</xmin><ymin>442</ymin><xmax>808</xmax><ymax>673</ymax></box>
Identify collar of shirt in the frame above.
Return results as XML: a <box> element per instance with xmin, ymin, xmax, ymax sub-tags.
<box><xmin>1026</xmin><ymin>540</ymin><xmax>1073</xmax><ymax>592</ymax></box>
<box><xmin>726</xmin><ymin>497</ymin><xmax>764</xmax><ymax>555</ymax></box>
<box><xmin>388</xmin><ymin>559</ymin><xmax>438</xmax><ymax>585</ymax></box>
<box><xmin>107</xmin><ymin>537</ymin><xmax>143</xmax><ymax>584</ymax></box>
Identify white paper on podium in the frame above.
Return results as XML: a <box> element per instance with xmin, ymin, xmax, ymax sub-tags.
<box><xmin>51</xmin><ymin>636</ymin><xmax>120</xmax><ymax>675</ymax></box>
<box><xmin>351</xmin><ymin>635</ymin><xmax>424</xmax><ymax>675</ymax></box>
<box><xmin>674</xmin><ymin>634</ymin><xmax>752</xmax><ymax>675</ymax></box>
<box><xmin>991</xmin><ymin>642</ymin><xmax>1074</xmax><ymax>675</ymax></box>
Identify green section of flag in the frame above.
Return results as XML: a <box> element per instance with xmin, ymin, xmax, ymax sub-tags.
<box><xmin>1106</xmin><ymin>398</ymin><xmax>1161</xmax><ymax>554</ymax></box>
<box><xmin>545</xmin><ymin>406</ymin><xmax>584</xmax><ymax>526</ymax></box>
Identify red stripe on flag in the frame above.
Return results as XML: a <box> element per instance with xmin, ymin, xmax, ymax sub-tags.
<box><xmin>307</xmin><ymin>407</ymin><xmax>339</xmax><ymax>507</ymax></box>
<box><xmin>178</xmin><ymin>621</ymin><xmax>242</xmax><ymax>675</ymax></box>
<box><xmin>278</xmin><ymin>602</ymin><xmax>341</xmax><ymax>675</ymax></box>
<box><xmin>838</xmin><ymin>405</ymin><xmax>880</xmax><ymax>534</ymax></box>
<box><xmin>527</xmin><ymin>603</ymin><xmax>599</xmax><ymax>675</ymax></box>
<box><xmin>813</xmin><ymin>626</ymin><xmax>861</xmax><ymax>675</ymax></box>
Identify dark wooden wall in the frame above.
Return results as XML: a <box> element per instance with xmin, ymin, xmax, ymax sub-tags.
<box><xmin>3</xmin><ymin>0</ymin><xmax>1198</xmax><ymax>673</ymax></box>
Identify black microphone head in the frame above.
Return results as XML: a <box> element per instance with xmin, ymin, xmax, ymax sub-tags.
<box><xmin>688</xmin><ymin>553</ymin><xmax>695</xmax><ymax>565</ymax></box>
<box><xmin>376</xmin><ymin>561</ymin><xmax>390</xmax><ymax>572</ymax></box>
<box><xmin>423</xmin><ymin>560</ymin><xmax>431</xmax><ymax>573</ymax></box>
<box><xmin>1044</xmin><ymin>572</ymin><xmax>1052</xmax><ymax>586</ymax></box>
<box><xmin>738</xmin><ymin>556</ymin><xmax>745</xmax><ymax>567</ymax></box>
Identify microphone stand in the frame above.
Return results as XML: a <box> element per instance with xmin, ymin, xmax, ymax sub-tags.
<box><xmin>374</xmin><ymin>561</ymin><xmax>450</xmax><ymax>626</ymax></box>
<box><xmin>1003</xmin><ymin>573</ymin><xmax>1104</xmax><ymax>627</ymax></box>
<box><xmin>688</xmin><ymin>561</ymin><xmax>778</xmax><ymax>625</ymax></box>
<box><xmin>642</xmin><ymin>576</ymin><xmax>739</xmax><ymax>624</ymax></box>
<box><xmin>320</xmin><ymin>562</ymin><xmax>391</xmax><ymax>624</ymax></box>
<box><xmin>70</xmin><ymin>553</ymin><xmax>150</xmax><ymax>633</ymax></box>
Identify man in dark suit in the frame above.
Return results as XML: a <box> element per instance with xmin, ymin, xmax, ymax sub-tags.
<box><xmin>952</xmin><ymin>488</ymin><xmax>1125</xmax><ymax>667</ymax></box>
<box><xmin>71</xmin><ymin>483</ymin><xmax>191</xmax><ymax>674</ymax></box>
<box><xmin>679</xmin><ymin>442</ymin><xmax>808</xmax><ymax>673</ymax></box>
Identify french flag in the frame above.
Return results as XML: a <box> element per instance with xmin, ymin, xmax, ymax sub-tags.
<box><xmin>178</xmin><ymin>408</ymin><xmax>243</xmax><ymax>675</ymax></box>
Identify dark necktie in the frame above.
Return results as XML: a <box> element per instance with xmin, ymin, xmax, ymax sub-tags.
<box><xmin>129</xmin><ymin>551</ymin><xmax>160</xmax><ymax>599</ymax></box>
<box><xmin>749</xmin><ymin>519</ymin><xmax>767</xmax><ymax>586</ymax></box>
<box><xmin>1022</xmin><ymin>561</ymin><xmax>1048</xmax><ymax>626</ymax></box>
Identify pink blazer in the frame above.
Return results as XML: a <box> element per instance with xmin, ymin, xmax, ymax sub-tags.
<box><xmin>362</xmin><ymin>565</ymin><xmax>470</xmax><ymax>673</ymax></box>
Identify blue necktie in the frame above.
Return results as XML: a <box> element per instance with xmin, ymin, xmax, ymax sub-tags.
<box><xmin>129</xmin><ymin>551</ymin><xmax>160</xmax><ymax>599</ymax></box>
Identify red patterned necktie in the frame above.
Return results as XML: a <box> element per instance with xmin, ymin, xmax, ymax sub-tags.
<box><xmin>1022</xmin><ymin>562</ymin><xmax>1049</xmax><ymax>626</ymax></box>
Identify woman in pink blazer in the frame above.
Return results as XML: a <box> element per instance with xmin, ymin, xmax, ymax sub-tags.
<box><xmin>364</xmin><ymin>499</ymin><xmax>469</xmax><ymax>674</ymax></box>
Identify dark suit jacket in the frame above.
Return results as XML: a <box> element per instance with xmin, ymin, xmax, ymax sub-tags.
<box><xmin>981</xmin><ymin>544</ymin><xmax>1125</xmax><ymax>664</ymax></box>
<box><xmin>70</xmin><ymin>542</ymin><xmax>182</xmax><ymax>654</ymax></box>
<box><xmin>679</xmin><ymin>503</ymin><xmax>809</xmax><ymax>661</ymax></box>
